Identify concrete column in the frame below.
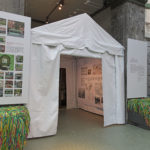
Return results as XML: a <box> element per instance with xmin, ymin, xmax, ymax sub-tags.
<box><xmin>0</xmin><ymin>0</ymin><xmax>24</xmax><ymax>15</ymax></box>
<box><xmin>93</xmin><ymin>7</ymin><xmax>111</xmax><ymax>34</ymax></box>
<box><xmin>111</xmin><ymin>1</ymin><xmax>146</xmax><ymax>121</ymax></box>
<box><xmin>111</xmin><ymin>1</ymin><xmax>145</xmax><ymax>47</ymax></box>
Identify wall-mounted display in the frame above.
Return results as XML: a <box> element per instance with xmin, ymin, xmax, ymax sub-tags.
<box><xmin>0</xmin><ymin>88</ymin><xmax>3</xmax><ymax>97</ymax></box>
<box><xmin>5</xmin><ymin>72</ymin><xmax>13</xmax><ymax>79</ymax></box>
<box><xmin>0</xmin><ymin>11</ymin><xmax>31</xmax><ymax>105</ymax></box>
<box><xmin>0</xmin><ymin>80</ymin><xmax>3</xmax><ymax>88</ymax></box>
<box><xmin>0</xmin><ymin>72</ymin><xmax>4</xmax><ymax>79</ymax></box>
<box><xmin>95</xmin><ymin>96</ymin><xmax>100</xmax><ymax>104</ymax></box>
<box><xmin>14</xmin><ymin>89</ymin><xmax>22</xmax><ymax>96</ymax></box>
<box><xmin>93</xmin><ymin>64</ymin><xmax>101</xmax><ymax>75</ymax></box>
<box><xmin>78</xmin><ymin>88</ymin><xmax>85</xmax><ymax>99</ymax></box>
<box><xmin>77</xmin><ymin>58</ymin><xmax>103</xmax><ymax>115</ymax></box>
<box><xmin>15</xmin><ymin>81</ymin><xmax>22</xmax><ymax>88</ymax></box>
<box><xmin>88</xmin><ymin>69</ymin><xmax>91</xmax><ymax>75</ymax></box>
<box><xmin>127</xmin><ymin>39</ymin><xmax>147</xmax><ymax>98</ymax></box>
<box><xmin>0</xmin><ymin>45</ymin><xmax>5</xmax><ymax>53</ymax></box>
<box><xmin>15</xmin><ymin>73</ymin><xmax>22</xmax><ymax>80</ymax></box>
<box><xmin>81</xmin><ymin>67</ymin><xmax>88</xmax><ymax>75</ymax></box>
<box><xmin>0</xmin><ymin>18</ymin><xmax>6</xmax><ymax>35</ymax></box>
<box><xmin>0</xmin><ymin>54</ymin><xmax>14</xmax><ymax>70</ymax></box>
<box><xmin>5</xmin><ymin>80</ymin><xmax>13</xmax><ymax>88</ymax></box>
<box><xmin>7</xmin><ymin>20</ymin><xmax>24</xmax><ymax>38</ymax></box>
<box><xmin>15</xmin><ymin>64</ymin><xmax>23</xmax><ymax>71</ymax></box>
<box><xmin>5</xmin><ymin>89</ymin><xmax>13</xmax><ymax>97</ymax></box>
<box><xmin>0</xmin><ymin>36</ymin><xmax>5</xmax><ymax>44</ymax></box>
<box><xmin>16</xmin><ymin>55</ymin><xmax>23</xmax><ymax>63</ymax></box>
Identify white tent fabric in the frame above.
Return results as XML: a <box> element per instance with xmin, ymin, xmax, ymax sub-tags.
<box><xmin>28</xmin><ymin>13</ymin><xmax>125</xmax><ymax>138</ymax></box>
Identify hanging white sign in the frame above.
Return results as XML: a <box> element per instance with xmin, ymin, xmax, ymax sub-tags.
<box><xmin>127</xmin><ymin>39</ymin><xmax>147</xmax><ymax>98</ymax></box>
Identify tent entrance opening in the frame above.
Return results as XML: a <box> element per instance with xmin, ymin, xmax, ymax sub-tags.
<box><xmin>59</xmin><ymin>55</ymin><xmax>103</xmax><ymax>117</ymax></box>
<box><xmin>59</xmin><ymin>68</ymin><xmax>67</xmax><ymax>108</ymax></box>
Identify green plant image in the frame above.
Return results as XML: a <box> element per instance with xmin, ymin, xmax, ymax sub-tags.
<box><xmin>0</xmin><ymin>18</ymin><xmax>6</xmax><ymax>26</ymax></box>
<box><xmin>0</xmin><ymin>36</ymin><xmax>5</xmax><ymax>43</ymax></box>
<box><xmin>0</xmin><ymin>54</ymin><xmax>14</xmax><ymax>71</ymax></box>
<box><xmin>0</xmin><ymin>72</ymin><xmax>4</xmax><ymax>79</ymax></box>
<box><xmin>16</xmin><ymin>55</ymin><xmax>23</xmax><ymax>63</ymax></box>
<box><xmin>14</xmin><ymin>89</ymin><xmax>22</xmax><ymax>96</ymax></box>
<box><xmin>8</xmin><ymin>20</ymin><xmax>24</xmax><ymax>38</ymax></box>
<box><xmin>0</xmin><ymin>88</ymin><xmax>3</xmax><ymax>97</ymax></box>
<box><xmin>15</xmin><ymin>64</ymin><xmax>23</xmax><ymax>71</ymax></box>
<box><xmin>5</xmin><ymin>89</ymin><xmax>13</xmax><ymax>94</ymax></box>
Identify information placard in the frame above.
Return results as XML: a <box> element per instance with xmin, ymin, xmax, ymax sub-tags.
<box><xmin>0</xmin><ymin>11</ymin><xmax>31</xmax><ymax>104</ymax></box>
<box><xmin>127</xmin><ymin>39</ymin><xmax>147</xmax><ymax>98</ymax></box>
<box><xmin>77</xmin><ymin>57</ymin><xmax>103</xmax><ymax>115</ymax></box>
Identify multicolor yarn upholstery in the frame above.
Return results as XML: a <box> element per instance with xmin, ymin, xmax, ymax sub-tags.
<box><xmin>0</xmin><ymin>105</ymin><xmax>30</xmax><ymax>150</ymax></box>
<box><xmin>128</xmin><ymin>98</ymin><xmax>150</xmax><ymax>127</ymax></box>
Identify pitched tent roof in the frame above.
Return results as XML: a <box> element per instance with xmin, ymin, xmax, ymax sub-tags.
<box><xmin>32</xmin><ymin>13</ymin><xmax>124</xmax><ymax>56</ymax></box>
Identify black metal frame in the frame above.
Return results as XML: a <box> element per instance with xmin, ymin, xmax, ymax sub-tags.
<box><xmin>46</xmin><ymin>0</ymin><xmax>64</xmax><ymax>23</ymax></box>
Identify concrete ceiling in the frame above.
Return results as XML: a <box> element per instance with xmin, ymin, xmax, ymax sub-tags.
<box><xmin>25</xmin><ymin>0</ymin><xmax>104</xmax><ymax>27</ymax></box>
<box><xmin>25</xmin><ymin>0</ymin><xmax>147</xmax><ymax>27</ymax></box>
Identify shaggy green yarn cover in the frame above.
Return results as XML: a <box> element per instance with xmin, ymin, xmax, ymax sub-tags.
<box><xmin>128</xmin><ymin>98</ymin><xmax>150</xmax><ymax>127</ymax></box>
<box><xmin>0</xmin><ymin>106</ymin><xmax>30</xmax><ymax>150</ymax></box>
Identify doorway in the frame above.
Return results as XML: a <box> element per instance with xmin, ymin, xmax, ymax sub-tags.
<box><xmin>58</xmin><ymin>55</ymin><xmax>104</xmax><ymax>132</ymax></box>
<box><xmin>59</xmin><ymin>68</ymin><xmax>67</xmax><ymax>108</ymax></box>
<box><xmin>59</xmin><ymin>55</ymin><xmax>103</xmax><ymax>116</ymax></box>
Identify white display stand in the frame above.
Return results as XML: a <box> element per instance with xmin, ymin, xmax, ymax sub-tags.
<box><xmin>0</xmin><ymin>11</ymin><xmax>31</xmax><ymax>104</ymax></box>
<box><xmin>127</xmin><ymin>38</ymin><xmax>147</xmax><ymax>98</ymax></box>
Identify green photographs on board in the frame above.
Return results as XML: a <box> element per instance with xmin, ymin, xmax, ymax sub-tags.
<box><xmin>0</xmin><ymin>54</ymin><xmax>14</xmax><ymax>71</ymax></box>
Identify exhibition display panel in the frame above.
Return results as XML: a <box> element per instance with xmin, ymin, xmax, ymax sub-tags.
<box><xmin>77</xmin><ymin>57</ymin><xmax>103</xmax><ymax>115</ymax></box>
<box><xmin>127</xmin><ymin>39</ymin><xmax>147</xmax><ymax>98</ymax></box>
<box><xmin>0</xmin><ymin>11</ymin><xmax>31</xmax><ymax>105</ymax></box>
<box><xmin>127</xmin><ymin>39</ymin><xmax>148</xmax><ymax>129</ymax></box>
<box><xmin>0</xmin><ymin>11</ymin><xmax>31</xmax><ymax>149</ymax></box>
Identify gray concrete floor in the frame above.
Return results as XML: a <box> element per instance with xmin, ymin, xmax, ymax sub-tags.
<box><xmin>24</xmin><ymin>109</ymin><xmax>150</xmax><ymax>150</ymax></box>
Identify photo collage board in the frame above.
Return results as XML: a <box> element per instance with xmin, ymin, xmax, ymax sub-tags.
<box><xmin>77</xmin><ymin>58</ymin><xmax>103</xmax><ymax>115</ymax></box>
<box><xmin>0</xmin><ymin>11</ymin><xmax>31</xmax><ymax>104</ymax></box>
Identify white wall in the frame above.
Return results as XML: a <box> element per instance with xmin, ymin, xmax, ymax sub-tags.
<box><xmin>60</xmin><ymin>55</ymin><xmax>77</xmax><ymax>109</ymax></box>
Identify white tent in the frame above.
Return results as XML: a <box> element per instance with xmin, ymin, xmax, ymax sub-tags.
<box><xmin>28</xmin><ymin>13</ymin><xmax>125</xmax><ymax>138</ymax></box>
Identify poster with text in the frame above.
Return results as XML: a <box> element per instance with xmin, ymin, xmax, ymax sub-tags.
<box><xmin>77</xmin><ymin>58</ymin><xmax>103</xmax><ymax>115</ymax></box>
<box><xmin>127</xmin><ymin>39</ymin><xmax>147</xmax><ymax>98</ymax></box>
<box><xmin>0</xmin><ymin>11</ymin><xmax>31</xmax><ymax>105</ymax></box>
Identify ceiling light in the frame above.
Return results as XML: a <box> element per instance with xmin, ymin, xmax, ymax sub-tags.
<box><xmin>45</xmin><ymin>18</ymin><xmax>49</xmax><ymax>24</ymax></box>
<box><xmin>45</xmin><ymin>0</ymin><xmax>65</xmax><ymax>22</ymax></box>
<box><xmin>58</xmin><ymin>6</ymin><xmax>62</xmax><ymax>10</ymax></box>
<box><xmin>58</xmin><ymin>0</ymin><xmax>64</xmax><ymax>10</ymax></box>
